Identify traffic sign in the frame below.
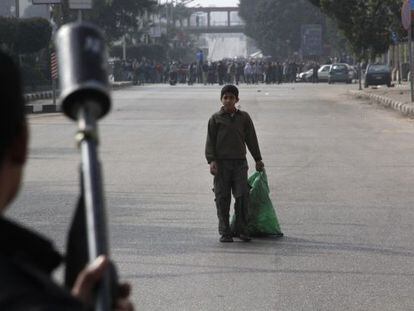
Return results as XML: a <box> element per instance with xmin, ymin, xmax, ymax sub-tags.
<box><xmin>69</xmin><ymin>0</ymin><xmax>92</xmax><ymax>10</ymax></box>
<box><xmin>402</xmin><ymin>0</ymin><xmax>411</xmax><ymax>31</ymax></box>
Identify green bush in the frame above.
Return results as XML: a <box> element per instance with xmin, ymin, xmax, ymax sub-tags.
<box><xmin>0</xmin><ymin>18</ymin><xmax>18</xmax><ymax>51</ymax></box>
<box><xmin>16</xmin><ymin>18</ymin><xmax>52</xmax><ymax>54</ymax></box>
<box><xmin>0</xmin><ymin>17</ymin><xmax>51</xmax><ymax>55</ymax></box>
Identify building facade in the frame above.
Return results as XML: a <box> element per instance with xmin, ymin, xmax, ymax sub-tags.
<box><xmin>0</xmin><ymin>0</ymin><xmax>49</xmax><ymax>19</ymax></box>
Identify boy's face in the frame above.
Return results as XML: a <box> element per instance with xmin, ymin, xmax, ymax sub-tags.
<box><xmin>221</xmin><ymin>92</ymin><xmax>239</xmax><ymax>112</ymax></box>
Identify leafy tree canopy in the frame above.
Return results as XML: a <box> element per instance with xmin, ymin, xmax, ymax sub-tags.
<box><xmin>0</xmin><ymin>18</ymin><xmax>18</xmax><ymax>51</ymax></box>
<box><xmin>308</xmin><ymin>0</ymin><xmax>404</xmax><ymax>60</ymax></box>
<box><xmin>59</xmin><ymin>0</ymin><xmax>157</xmax><ymax>42</ymax></box>
<box><xmin>111</xmin><ymin>44</ymin><xmax>166</xmax><ymax>61</ymax></box>
<box><xmin>239</xmin><ymin>0</ymin><xmax>327</xmax><ymax>58</ymax></box>
<box><xmin>0</xmin><ymin>17</ymin><xmax>51</xmax><ymax>55</ymax></box>
<box><xmin>17</xmin><ymin>18</ymin><xmax>52</xmax><ymax>54</ymax></box>
<box><xmin>157</xmin><ymin>1</ymin><xmax>198</xmax><ymax>62</ymax></box>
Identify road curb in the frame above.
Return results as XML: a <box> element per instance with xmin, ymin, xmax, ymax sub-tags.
<box><xmin>349</xmin><ymin>90</ymin><xmax>414</xmax><ymax>117</ymax></box>
<box><xmin>24</xmin><ymin>82</ymin><xmax>133</xmax><ymax>114</ymax></box>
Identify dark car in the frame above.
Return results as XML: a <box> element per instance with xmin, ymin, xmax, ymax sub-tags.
<box><xmin>364</xmin><ymin>64</ymin><xmax>391</xmax><ymax>88</ymax></box>
<box><xmin>328</xmin><ymin>63</ymin><xmax>351</xmax><ymax>84</ymax></box>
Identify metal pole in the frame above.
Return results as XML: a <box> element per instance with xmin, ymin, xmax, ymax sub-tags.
<box><xmin>397</xmin><ymin>43</ymin><xmax>402</xmax><ymax>84</ymax></box>
<box><xmin>77</xmin><ymin>104</ymin><xmax>112</xmax><ymax>311</ymax></box>
<box><xmin>166</xmin><ymin>0</ymin><xmax>169</xmax><ymax>27</ymax></box>
<box><xmin>15</xmin><ymin>0</ymin><xmax>19</xmax><ymax>17</ymax></box>
<box><xmin>409</xmin><ymin>23</ymin><xmax>414</xmax><ymax>101</ymax></box>
<box><xmin>78</xmin><ymin>10</ymin><xmax>82</xmax><ymax>22</ymax></box>
<box><xmin>52</xmin><ymin>78</ymin><xmax>56</xmax><ymax>105</ymax></box>
<box><xmin>171</xmin><ymin>0</ymin><xmax>174</xmax><ymax>27</ymax></box>
<box><xmin>122</xmin><ymin>36</ymin><xmax>126</xmax><ymax>61</ymax></box>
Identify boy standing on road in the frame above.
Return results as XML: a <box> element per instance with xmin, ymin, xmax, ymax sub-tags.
<box><xmin>205</xmin><ymin>85</ymin><xmax>264</xmax><ymax>243</ymax></box>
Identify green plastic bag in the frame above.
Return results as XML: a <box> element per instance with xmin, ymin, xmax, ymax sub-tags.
<box><xmin>231</xmin><ymin>171</ymin><xmax>283</xmax><ymax>237</ymax></box>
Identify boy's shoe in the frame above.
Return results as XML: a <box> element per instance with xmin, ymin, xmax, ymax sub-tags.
<box><xmin>239</xmin><ymin>234</ymin><xmax>251</xmax><ymax>242</ymax></box>
<box><xmin>220</xmin><ymin>235</ymin><xmax>234</xmax><ymax>243</ymax></box>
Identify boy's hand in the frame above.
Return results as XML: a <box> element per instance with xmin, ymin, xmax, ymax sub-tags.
<box><xmin>256</xmin><ymin>160</ymin><xmax>264</xmax><ymax>172</ymax></box>
<box><xmin>210</xmin><ymin>161</ymin><xmax>218</xmax><ymax>176</ymax></box>
<box><xmin>72</xmin><ymin>256</ymin><xmax>134</xmax><ymax>311</ymax></box>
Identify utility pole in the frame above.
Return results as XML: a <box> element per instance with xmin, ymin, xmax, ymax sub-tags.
<box><xmin>402</xmin><ymin>0</ymin><xmax>414</xmax><ymax>101</ymax></box>
<box><xmin>15</xmin><ymin>0</ymin><xmax>19</xmax><ymax>17</ymax></box>
<box><xmin>409</xmin><ymin>23</ymin><xmax>414</xmax><ymax>102</ymax></box>
<box><xmin>122</xmin><ymin>35</ymin><xmax>126</xmax><ymax>61</ymax></box>
<box><xmin>166</xmin><ymin>0</ymin><xmax>171</xmax><ymax>27</ymax></box>
<box><xmin>397</xmin><ymin>42</ymin><xmax>402</xmax><ymax>84</ymax></box>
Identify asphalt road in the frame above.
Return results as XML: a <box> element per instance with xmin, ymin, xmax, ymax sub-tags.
<box><xmin>9</xmin><ymin>83</ymin><xmax>414</xmax><ymax>310</ymax></box>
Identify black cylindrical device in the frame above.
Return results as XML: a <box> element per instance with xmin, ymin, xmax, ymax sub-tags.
<box><xmin>55</xmin><ymin>22</ymin><xmax>110</xmax><ymax>120</ymax></box>
<box><xmin>55</xmin><ymin>22</ymin><xmax>115</xmax><ymax>311</ymax></box>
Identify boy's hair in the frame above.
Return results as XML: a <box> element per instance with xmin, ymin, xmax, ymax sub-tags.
<box><xmin>221</xmin><ymin>84</ymin><xmax>239</xmax><ymax>99</ymax></box>
<box><xmin>0</xmin><ymin>51</ymin><xmax>25</xmax><ymax>164</ymax></box>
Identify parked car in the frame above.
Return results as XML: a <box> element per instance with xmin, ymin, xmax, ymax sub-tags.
<box><xmin>364</xmin><ymin>64</ymin><xmax>391</xmax><ymax>88</ymax></box>
<box><xmin>297</xmin><ymin>69</ymin><xmax>313</xmax><ymax>82</ymax></box>
<box><xmin>328</xmin><ymin>63</ymin><xmax>351</xmax><ymax>84</ymax></box>
<box><xmin>317</xmin><ymin>64</ymin><xmax>331</xmax><ymax>82</ymax></box>
<box><xmin>347</xmin><ymin>65</ymin><xmax>357</xmax><ymax>81</ymax></box>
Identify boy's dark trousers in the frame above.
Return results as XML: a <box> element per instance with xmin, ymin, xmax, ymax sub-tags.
<box><xmin>214</xmin><ymin>159</ymin><xmax>250</xmax><ymax>236</ymax></box>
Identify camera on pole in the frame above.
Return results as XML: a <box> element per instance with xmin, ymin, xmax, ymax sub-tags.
<box><xmin>55</xmin><ymin>22</ymin><xmax>115</xmax><ymax>311</ymax></box>
<box><xmin>56</xmin><ymin>22</ymin><xmax>110</xmax><ymax>120</ymax></box>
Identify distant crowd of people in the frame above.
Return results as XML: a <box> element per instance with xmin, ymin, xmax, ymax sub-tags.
<box><xmin>110</xmin><ymin>57</ymin><xmax>336</xmax><ymax>86</ymax></box>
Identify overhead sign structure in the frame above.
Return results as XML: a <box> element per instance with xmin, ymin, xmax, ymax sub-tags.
<box><xmin>32</xmin><ymin>0</ymin><xmax>61</xmax><ymax>3</ymax></box>
<box><xmin>68</xmin><ymin>0</ymin><xmax>92</xmax><ymax>10</ymax></box>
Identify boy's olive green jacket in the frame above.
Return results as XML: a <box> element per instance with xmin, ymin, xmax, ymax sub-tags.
<box><xmin>205</xmin><ymin>108</ymin><xmax>262</xmax><ymax>164</ymax></box>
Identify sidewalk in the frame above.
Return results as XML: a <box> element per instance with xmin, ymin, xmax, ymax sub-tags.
<box><xmin>349</xmin><ymin>82</ymin><xmax>414</xmax><ymax>117</ymax></box>
<box><xmin>25</xmin><ymin>81</ymin><xmax>133</xmax><ymax>114</ymax></box>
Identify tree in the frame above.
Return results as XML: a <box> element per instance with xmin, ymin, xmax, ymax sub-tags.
<box><xmin>0</xmin><ymin>17</ymin><xmax>51</xmax><ymax>55</ymax></box>
<box><xmin>16</xmin><ymin>18</ymin><xmax>52</xmax><ymax>54</ymax></box>
<box><xmin>0</xmin><ymin>17</ymin><xmax>52</xmax><ymax>90</ymax></box>
<box><xmin>58</xmin><ymin>0</ymin><xmax>157</xmax><ymax>43</ymax></box>
<box><xmin>308</xmin><ymin>0</ymin><xmax>403</xmax><ymax>60</ymax></box>
<box><xmin>92</xmin><ymin>0</ymin><xmax>157</xmax><ymax>42</ymax></box>
<box><xmin>157</xmin><ymin>1</ymin><xmax>198</xmax><ymax>62</ymax></box>
<box><xmin>239</xmin><ymin>0</ymin><xmax>345</xmax><ymax>59</ymax></box>
<box><xmin>110</xmin><ymin>44</ymin><xmax>166</xmax><ymax>61</ymax></box>
<box><xmin>0</xmin><ymin>18</ymin><xmax>18</xmax><ymax>53</ymax></box>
